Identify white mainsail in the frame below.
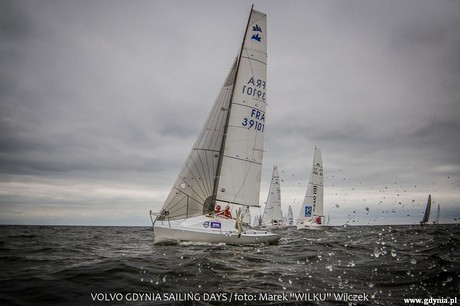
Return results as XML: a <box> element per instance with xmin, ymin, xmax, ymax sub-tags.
<box><xmin>433</xmin><ymin>204</ymin><xmax>440</xmax><ymax>224</ymax></box>
<box><xmin>216</xmin><ymin>10</ymin><xmax>267</xmax><ymax>208</ymax></box>
<box><xmin>152</xmin><ymin>7</ymin><xmax>279</xmax><ymax>244</ymax></box>
<box><xmin>261</xmin><ymin>165</ymin><xmax>284</xmax><ymax>228</ymax></box>
<box><xmin>297</xmin><ymin>147</ymin><xmax>325</xmax><ymax>230</ymax></box>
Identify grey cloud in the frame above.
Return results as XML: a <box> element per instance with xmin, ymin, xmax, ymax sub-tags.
<box><xmin>1</xmin><ymin>0</ymin><xmax>459</xmax><ymax>225</ymax></box>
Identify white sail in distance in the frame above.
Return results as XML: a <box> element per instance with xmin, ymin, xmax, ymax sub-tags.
<box><xmin>262</xmin><ymin>165</ymin><xmax>283</xmax><ymax>226</ymax></box>
<box><xmin>297</xmin><ymin>147</ymin><xmax>324</xmax><ymax>228</ymax></box>
<box><xmin>287</xmin><ymin>205</ymin><xmax>294</xmax><ymax>226</ymax></box>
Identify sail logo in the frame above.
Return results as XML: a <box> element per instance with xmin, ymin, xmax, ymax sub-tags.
<box><xmin>251</xmin><ymin>24</ymin><xmax>262</xmax><ymax>42</ymax></box>
<box><xmin>305</xmin><ymin>206</ymin><xmax>312</xmax><ymax>217</ymax></box>
<box><xmin>210</xmin><ymin>221</ymin><xmax>221</xmax><ymax>229</ymax></box>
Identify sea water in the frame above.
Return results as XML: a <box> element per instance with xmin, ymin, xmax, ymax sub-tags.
<box><xmin>0</xmin><ymin>224</ymin><xmax>458</xmax><ymax>305</ymax></box>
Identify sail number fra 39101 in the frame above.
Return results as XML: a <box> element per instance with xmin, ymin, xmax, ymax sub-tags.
<box><xmin>242</xmin><ymin>108</ymin><xmax>265</xmax><ymax>132</ymax></box>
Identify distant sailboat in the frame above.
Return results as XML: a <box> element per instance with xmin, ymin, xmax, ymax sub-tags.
<box><xmin>433</xmin><ymin>204</ymin><xmax>440</xmax><ymax>225</ymax></box>
<box><xmin>297</xmin><ymin>147</ymin><xmax>325</xmax><ymax>230</ymax></box>
<box><xmin>420</xmin><ymin>195</ymin><xmax>432</xmax><ymax>226</ymax></box>
<box><xmin>242</xmin><ymin>206</ymin><xmax>252</xmax><ymax>227</ymax></box>
<box><xmin>261</xmin><ymin>165</ymin><xmax>284</xmax><ymax>229</ymax></box>
<box><xmin>151</xmin><ymin>7</ymin><xmax>280</xmax><ymax>244</ymax></box>
<box><xmin>286</xmin><ymin>205</ymin><xmax>294</xmax><ymax>227</ymax></box>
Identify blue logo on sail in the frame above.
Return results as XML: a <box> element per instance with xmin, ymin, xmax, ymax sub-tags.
<box><xmin>251</xmin><ymin>24</ymin><xmax>262</xmax><ymax>42</ymax></box>
<box><xmin>251</xmin><ymin>34</ymin><xmax>261</xmax><ymax>42</ymax></box>
<box><xmin>252</xmin><ymin>24</ymin><xmax>262</xmax><ymax>32</ymax></box>
<box><xmin>304</xmin><ymin>206</ymin><xmax>312</xmax><ymax>217</ymax></box>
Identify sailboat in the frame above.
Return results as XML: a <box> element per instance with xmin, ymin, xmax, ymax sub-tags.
<box><xmin>151</xmin><ymin>7</ymin><xmax>280</xmax><ymax>245</ymax></box>
<box><xmin>420</xmin><ymin>194</ymin><xmax>432</xmax><ymax>226</ymax></box>
<box><xmin>297</xmin><ymin>147</ymin><xmax>325</xmax><ymax>230</ymax></box>
<box><xmin>433</xmin><ymin>204</ymin><xmax>440</xmax><ymax>225</ymax></box>
<box><xmin>261</xmin><ymin>165</ymin><xmax>284</xmax><ymax>229</ymax></box>
<box><xmin>286</xmin><ymin>205</ymin><xmax>294</xmax><ymax>227</ymax></box>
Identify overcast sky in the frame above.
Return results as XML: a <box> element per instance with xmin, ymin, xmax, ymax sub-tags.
<box><xmin>1</xmin><ymin>0</ymin><xmax>459</xmax><ymax>226</ymax></box>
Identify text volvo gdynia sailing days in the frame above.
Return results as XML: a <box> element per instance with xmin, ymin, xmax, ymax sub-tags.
<box><xmin>90</xmin><ymin>292</ymin><xmax>229</xmax><ymax>302</ymax></box>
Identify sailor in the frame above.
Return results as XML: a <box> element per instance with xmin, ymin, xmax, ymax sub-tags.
<box><xmin>315</xmin><ymin>216</ymin><xmax>322</xmax><ymax>224</ymax></box>
<box><xmin>223</xmin><ymin>206</ymin><xmax>232</xmax><ymax>219</ymax></box>
<box><xmin>214</xmin><ymin>205</ymin><xmax>222</xmax><ymax>216</ymax></box>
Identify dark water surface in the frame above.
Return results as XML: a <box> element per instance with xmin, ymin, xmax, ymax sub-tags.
<box><xmin>0</xmin><ymin>224</ymin><xmax>458</xmax><ymax>305</ymax></box>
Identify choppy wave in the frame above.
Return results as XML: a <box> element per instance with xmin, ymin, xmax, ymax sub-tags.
<box><xmin>0</xmin><ymin>224</ymin><xmax>458</xmax><ymax>305</ymax></box>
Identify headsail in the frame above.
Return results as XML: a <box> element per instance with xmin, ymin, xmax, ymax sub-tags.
<box><xmin>158</xmin><ymin>9</ymin><xmax>267</xmax><ymax>220</ymax></box>
<box><xmin>421</xmin><ymin>194</ymin><xmax>431</xmax><ymax>225</ymax></box>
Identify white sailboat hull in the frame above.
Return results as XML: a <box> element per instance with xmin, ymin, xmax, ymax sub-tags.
<box><xmin>154</xmin><ymin>215</ymin><xmax>280</xmax><ymax>245</ymax></box>
<box><xmin>297</xmin><ymin>220</ymin><xmax>327</xmax><ymax>231</ymax></box>
<box><xmin>259</xmin><ymin>225</ymin><xmax>286</xmax><ymax>230</ymax></box>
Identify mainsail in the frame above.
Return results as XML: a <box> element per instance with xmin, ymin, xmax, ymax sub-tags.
<box><xmin>158</xmin><ymin>9</ymin><xmax>267</xmax><ymax>220</ymax></box>
<box><xmin>262</xmin><ymin>165</ymin><xmax>283</xmax><ymax>226</ymax></box>
<box><xmin>297</xmin><ymin>147</ymin><xmax>324</xmax><ymax>227</ymax></box>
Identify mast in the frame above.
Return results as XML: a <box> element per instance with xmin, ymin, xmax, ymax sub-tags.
<box><xmin>211</xmin><ymin>6</ymin><xmax>255</xmax><ymax>208</ymax></box>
